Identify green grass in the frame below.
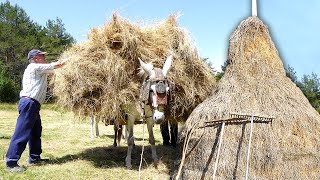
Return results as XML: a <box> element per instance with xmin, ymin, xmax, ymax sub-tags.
<box><xmin>0</xmin><ymin>103</ymin><xmax>180</xmax><ymax>179</ymax></box>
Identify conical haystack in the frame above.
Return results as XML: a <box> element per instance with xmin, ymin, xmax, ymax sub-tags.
<box><xmin>52</xmin><ymin>14</ymin><xmax>215</xmax><ymax>119</ymax></box>
<box><xmin>177</xmin><ymin>17</ymin><xmax>320</xmax><ymax>179</ymax></box>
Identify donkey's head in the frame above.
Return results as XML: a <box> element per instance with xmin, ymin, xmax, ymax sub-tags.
<box><xmin>139</xmin><ymin>55</ymin><xmax>173</xmax><ymax>123</ymax></box>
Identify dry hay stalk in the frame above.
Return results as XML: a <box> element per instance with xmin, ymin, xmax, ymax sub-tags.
<box><xmin>177</xmin><ymin>16</ymin><xmax>320</xmax><ymax>179</ymax></box>
<box><xmin>52</xmin><ymin>13</ymin><xmax>216</xmax><ymax>120</ymax></box>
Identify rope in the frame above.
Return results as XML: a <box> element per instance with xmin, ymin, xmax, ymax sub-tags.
<box><xmin>245</xmin><ymin>115</ymin><xmax>254</xmax><ymax>180</ymax></box>
<box><xmin>212</xmin><ymin>122</ymin><xmax>225</xmax><ymax>180</ymax></box>
<box><xmin>138</xmin><ymin>119</ymin><xmax>145</xmax><ymax>180</ymax></box>
<box><xmin>138</xmin><ymin>102</ymin><xmax>146</xmax><ymax>180</ymax></box>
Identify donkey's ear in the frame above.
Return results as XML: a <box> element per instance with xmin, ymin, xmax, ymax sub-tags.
<box><xmin>162</xmin><ymin>55</ymin><xmax>173</xmax><ymax>77</ymax></box>
<box><xmin>139</xmin><ymin>58</ymin><xmax>153</xmax><ymax>76</ymax></box>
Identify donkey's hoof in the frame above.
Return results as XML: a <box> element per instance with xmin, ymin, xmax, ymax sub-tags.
<box><xmin>153</xmin><ymin>156</ymin><xmax>159</xmax><ymax>163</ymax></box>
<box><xmin>125</xmin><ymin>157</ymin><xmax>132</xmax><ymax>169</ymax></box>
<box><xmin>153</xmin><ymin>159</ymin><xmax>159</xmax><ymax>168</ymax></box>
<box><xmin>126</xmin><ymin>163</ymin><xmax>132</xmax><ymax>169</ymax></box>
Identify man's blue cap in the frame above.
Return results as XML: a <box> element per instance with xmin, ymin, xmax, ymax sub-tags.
<box><xmin>27</xmin><ymin>49</ymin><xmax>47</xmax><ymax>60</ymax></box>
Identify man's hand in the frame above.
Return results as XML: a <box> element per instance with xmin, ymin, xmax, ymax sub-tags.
<box><xmin>58</xmin><ymin>57</ymin><xmax>71</xmax><ymax>65</ymax></box>
<box><xmin>54</xmin><ymin>62</ymin><xmax>63</xmax><ymax>69</ymax></box>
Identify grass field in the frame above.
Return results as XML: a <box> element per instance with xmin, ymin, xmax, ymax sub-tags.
<box><xmin>0</xmin><ymin>103</ymin><xmax>181</xmax><ymax>179</ymax></box>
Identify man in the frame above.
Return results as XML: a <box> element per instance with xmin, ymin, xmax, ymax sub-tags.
<box><xmin>5</xmin><ymin>49</ymin><xmax>64</xmax><ymax>172</ymax></box>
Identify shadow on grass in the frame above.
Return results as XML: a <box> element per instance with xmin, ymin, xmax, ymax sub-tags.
<box><xmin>49</xmin><ymin>144</ymin><xmax>180</xmax><ymax>171</ymax></box>
<box><xmin>101</xmin><ymin>134</ymin><xmax>161</xmax><ymax>143</ymax></box>
<box><xmin>0</xmin><ymin>135</ymin><xmax>11</xmax><ymax>139</ymax></box>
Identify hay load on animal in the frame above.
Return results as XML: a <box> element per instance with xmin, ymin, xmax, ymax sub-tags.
<box><xmin>52</xmin><ymin>14</ymin><xmax>216</xmax><ymax>169</ymax></box>
<box><xmin>175</xmin><ymin>3</ymin><xmax>320</xmax><ymax>180</ymax></box>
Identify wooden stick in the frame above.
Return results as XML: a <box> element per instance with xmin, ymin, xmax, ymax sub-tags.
<box><xmin>245</xmin><ymin>115</ymin><xmax>254</xmax><ymax>180</ymax></box>
<box><xmin>175</xmin><ymin>121</ymin><xmax>202</xmax><ymax>180</ymax></box>
<box><xmin>213</xmin><ymin>122</ymin><xmax>225</xmax><ymax>180</ymax></box>
<box><xmin>252</xmin><ymin>0</ymin><xmax>257</xmax><ymax>16</ymax></box>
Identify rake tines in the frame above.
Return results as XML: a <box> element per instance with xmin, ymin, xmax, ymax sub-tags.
<box><xmin>229</xmin><ymin>113</ymin><xmax>274</xmax><ymax>123</ymax></box>
<box><xmin>204</xmin><ymin>113</ymin><xmax>274</xmax><ymax>126</ymax></box>
<box><xmin>210</xmin><ymin>113</ymin><xmax>274</xmax><ymax>180</ymax></box>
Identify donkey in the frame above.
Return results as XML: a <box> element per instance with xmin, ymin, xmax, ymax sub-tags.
<box><xmin>89</xmin><ymin>55</ymin><xmax>175</xmax><ymax>168</ymax></box>
<box><xmin>122</xmin><ymin>55</ymin><xmax>173</xmax><ymax>169</ymax></box>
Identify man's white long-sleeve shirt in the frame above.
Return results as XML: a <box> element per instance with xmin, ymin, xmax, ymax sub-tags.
<box><xmin>20</xmin><ymin>62</ymin><xmax>58</xmax><ymax>104</ymax></box>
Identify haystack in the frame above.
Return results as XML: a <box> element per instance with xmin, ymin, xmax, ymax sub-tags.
<box><xmin>176</xmin><ymin>16</ymin><xmax>320</xmax><ymax>179</ymax></box>
<box><xmin>52</xmin><ymin>14</ymin><xmax>215</xmax><ymax>120</ymax></box>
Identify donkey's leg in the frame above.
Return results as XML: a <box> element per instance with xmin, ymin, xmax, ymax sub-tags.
<box><xmin>117</xmin><ymin>125</ymin><xmax>123</xmax><ymax>146</ymax></box>
<box><xmin>144</xmin><ymin>105</ymin><xmax>158</xmax><ymax>164</ymax></box>
<box><xmin>123</xmin><ymin>125</ymin><xmax>128</xmax><ymax>141</ymax></box>
<box><xmin>113</xmin><ymin>124</ymin><xmax>118</xmax><ymax>147</ymax></box>
<box><xmin>125</xmin><ymin>115</ymin><xmax>135</xmax><ymax>169</ymax></box>
<box><xmin>123</xmin><ymin>125</ymin><xmax>134</xmax><ymax>146</ymax></box>
<box><xmin>90</xmin><ymin>115</ymin><xmax>94</xmax><ymax>138</ymax></box>
<box><xmin>146</xmin><ymin>117</ymin><xmax>158</xmax><ymax>164</ymax></box>
<box><xmin>94</xmin><ymin>116</ymin><xmax>100</xmax><ymax>137</ymax></box>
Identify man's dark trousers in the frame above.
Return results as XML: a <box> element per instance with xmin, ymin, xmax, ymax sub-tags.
<box><xmin>6</xmin><ymin>97</ymin><xmax>42</xmax><ymax>167</ymax></box>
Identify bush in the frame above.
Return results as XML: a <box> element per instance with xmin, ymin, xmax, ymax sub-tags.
<box><xmin>0</xmin><ymin>77</ymin><xmax>18</xmax><ymax>102</ymax></box>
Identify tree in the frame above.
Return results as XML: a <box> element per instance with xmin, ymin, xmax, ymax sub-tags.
<box><xmin>0</xmin><ymin>61</ymin><xmax>18</xmax><ymax>102</ymax></box>
<box><xmin>41</xmin><ymin>17</ymin><xmax>75</xmax><ymax>61</ymax></box>
<box><xmin>215</xmin><ymin>59</ymin><xmax>229</xmax><ymax>81</ymax></box>
<box><xmin>284</xmin><ymin>65</ymin><xmax>320</xmax><ymax>113</ymax></box>
<box><xmin>0</xmin><ymin>1</ymin><xmax>75</xmax><ymax>102</ymax></box>
<box><xmin>285</xmin><ymin>65</ymin><xmax>298</xmax><ymax>84</ymax></box>
<box><xmin>299</xmin><ymin>73</ymin><xmax>320</xmax><ymax>113</ymax></box>
<box><xmin>0</xmin><ymin>1</ymin><xmax>37</xmax><ymax>85</ymax></box>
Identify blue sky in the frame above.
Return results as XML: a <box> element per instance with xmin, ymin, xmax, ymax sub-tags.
<box><xmin>2</xmin><ymin>0</ymin><xmax>320</xmax><ymax>79</ymax></box>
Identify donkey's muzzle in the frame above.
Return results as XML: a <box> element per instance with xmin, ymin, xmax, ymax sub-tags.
<box><xmin>153</xmin><ymin>110</ymin><xmax>165</xmax><ymax>124</ymax></box>
<box><xmin>156</xmin><ymin>81</ymin><xmax>167</xmax><ymax>94</ymax></box>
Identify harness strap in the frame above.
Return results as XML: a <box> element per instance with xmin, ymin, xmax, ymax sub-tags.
<box><xmin>154</xmin><ymin>90</ymin><xmax>158</xmax><ymax>108</ymax></box>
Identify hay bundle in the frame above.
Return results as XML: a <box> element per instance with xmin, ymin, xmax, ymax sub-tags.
<box><xmin>177</xmin><ymin>16</ymin><xmax>320</xmax><ymax>179</ymax></box>
<box><xmin>52</xmin><ymin>14</ymin><xmax>216</xmax><ymax>119</ymax></box>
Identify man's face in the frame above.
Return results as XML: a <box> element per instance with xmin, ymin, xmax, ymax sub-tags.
<box><xmin>34</xmin><ymin>54</ymin><xmax>46</xmax><ymax>63</ymax></box>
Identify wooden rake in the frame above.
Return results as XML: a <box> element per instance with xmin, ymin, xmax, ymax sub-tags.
<box><xmin>205</xmin><ymin>113</ymin><xmax>274</xmax><ymax>180</ymax></box>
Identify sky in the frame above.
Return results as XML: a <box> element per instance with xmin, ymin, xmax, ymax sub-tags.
<box><xmin>2</xmin><ymin>0</ymin><xmax>320</xmax><ymax>79</ymax></box>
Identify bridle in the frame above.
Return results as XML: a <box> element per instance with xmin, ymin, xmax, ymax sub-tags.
<box><xmin>138</xmin><ymin>55</ymin><xmax>173</xmax><ymax>123</ymax></box>
<box><xmin>149</xmin><ymin>68</ymin><xmax>169</xmax><ymax>107</ymax></box>
<box><xmin>140</xmin><ymin>68</ymin><xmax>170</xmax><ymax>123</ymax></box>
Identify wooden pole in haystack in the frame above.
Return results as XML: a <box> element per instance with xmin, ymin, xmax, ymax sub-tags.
<box><xmin>251</xmin><ymin>0</ymin><xmax>258</xmax><ymax>16</ymax></box>
<box><xmin>252</xmin><ymin>0</ymin><xmax>257</xmax><ymax>16</ymax></box>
